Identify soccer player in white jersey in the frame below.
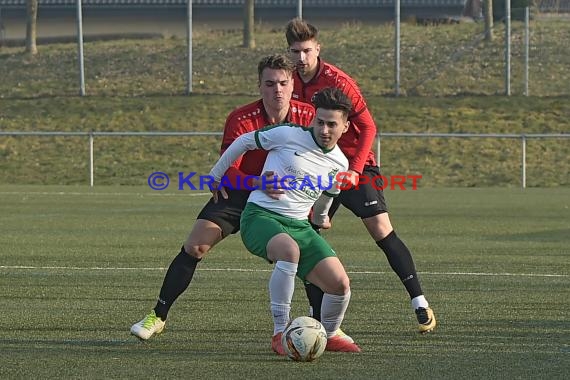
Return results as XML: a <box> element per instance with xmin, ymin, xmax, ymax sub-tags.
<box><xmin>208</xmin><ymin>87</ymin><xmax>361</xmax><ymax>354</ymax></box>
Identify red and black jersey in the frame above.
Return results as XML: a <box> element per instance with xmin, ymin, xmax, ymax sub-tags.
<box><xmin>221</xmin><ymin>99</ymin><xmax>316</xmax><ymax>188</ymax></box>
<box><xmin>292</xmin><ymin>58</ymin><xmax>377</xmax><ymax>173</ymax></box>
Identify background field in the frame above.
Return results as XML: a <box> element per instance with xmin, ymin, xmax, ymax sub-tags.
<box><xmin>0</xmin><ymin>186</ymin><xmax>568</xmax><ymax>378</ymax></box>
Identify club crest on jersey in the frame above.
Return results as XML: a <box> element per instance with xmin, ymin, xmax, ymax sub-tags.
<box><xmin>328</xmin><ymin>168</ymin><xmax>340</xmax><ymax>178</ymax></box>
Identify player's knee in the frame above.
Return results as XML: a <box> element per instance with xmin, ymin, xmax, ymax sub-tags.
<box><xmin>269</xmin><ymin>247</ymin><xmax>300</xmax><ymax>263</ymax></box>
<box><xmin>364</xmin><ymin>213</ymin><xmax>394</xmax><ymax>240</ymax></box>
<box><xmin>184</xmin><ymin>242</ymin><xmax>211</xmax><ymax>259</ymax></box>
<box><xmin>266</xmin><ymin>235</ymin><xmax>300</xmax><ymax>263</ymax></box>
<box><xmin>329</xmin><ymin>275</ymin><xmax>350</xmax><ymax>296</ymax></box>
<box><xmin>339</xmin><ymin>275</ymin><xmax>351</xmax><ymax>295</ymax></box>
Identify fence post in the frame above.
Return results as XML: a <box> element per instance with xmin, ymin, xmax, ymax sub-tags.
<box><xmin>186</xmin><ymin>0</ymin><xmax>193</xmax><ymax>95</ymax></box>
<box><xmin>76</xmin><ymin>0</ymin><xmax>85</xmax><ymax>96</ymax></box>
<box><xmin>394</xmin><ymin>0</ymin><xmax>401</xmax><ymax>97</ymax></box>
<box><xmin>297</xmin><ymin>0</ymin><xmax>302</xmax><ymax>19</ymax></box>
<box><xmin>376</xmin><ymin>134</ymin><xmax>381</xmax><ymax>167</ymax></box>
<box><xmin>505</xmin><ymin>0</ymin><xmax>511</xmax><ymax>96</ymax></box>
<box><xmin>89</xmin><ymin>130</ymin><xmax>94</xmax><ymax>187</ymax></box>
<box><xmin>521</xmin><ymin>134</ymin><xmax>526</xmax><ymax>188</ymax></box>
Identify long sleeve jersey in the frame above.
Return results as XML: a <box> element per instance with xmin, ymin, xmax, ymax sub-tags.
<box><xmin>220</xmin><ymin>99</ymin><xmax>316</xmax><ymax>188</ymax></box>
<box><xmin>292</xmin><ymin>58</ymin><xmax>377</xmax><ymax>173</ymax></box>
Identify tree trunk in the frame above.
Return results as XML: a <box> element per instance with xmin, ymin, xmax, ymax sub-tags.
<box><xmin>26</xmin><ymin>0</ymin><xmax>38</xmax><ymax>55</ymax></box>
<box><xmin>484</xmin><ymin>0</ymin><xmax>494</xmax><ymax>42</ymax></box>
<box><xmin>1</xmin><ymin>8</ymin><xmax>6</xmax><ymax>48</ymax></box>
<box><xmin>243</xmin><ymin>0</ymin><xmax>255</xmax><ymax>49</ymax></box>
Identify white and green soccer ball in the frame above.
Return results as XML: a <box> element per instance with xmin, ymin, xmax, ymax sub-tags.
<box><xmin>281</xmin><ymin>316</ymin><xmax>327</xmax><ymax>362</ymax></box>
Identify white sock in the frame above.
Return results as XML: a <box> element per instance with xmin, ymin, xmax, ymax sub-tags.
<box><xmin>269</xmin><ymin>261</ymin><xmax>298</xmax><ymax>335</ymax></box>
<box><xmin>321</xmin><ymin>291</ymin><xmax>351</xmax><ymax>338</ymax></box>
<box><xmin>411</xmin><ymin>295</ymin><xmax>429</xmax><ymax>310</ymax></box>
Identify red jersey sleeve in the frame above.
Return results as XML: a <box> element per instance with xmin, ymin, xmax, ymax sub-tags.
<box><xmin>336</xmin><ymin>77</ymin><xmax>377</xmax><ymax>173</ymax></box>
<box><xmin>220</xmin><ymin>110</ymin><xmax>260</xmax><ymax>189</ymax></box>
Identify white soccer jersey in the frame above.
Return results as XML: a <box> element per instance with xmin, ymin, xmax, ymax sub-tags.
<box><xmin>209</xmin><ymin>124</ymin><xmax>348</xmax><ymax>220</ymax></box>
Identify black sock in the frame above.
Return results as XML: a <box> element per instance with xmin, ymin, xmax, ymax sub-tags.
<box><xmin>154</xmin><ymin>246</ymin><xmax>201</xmax><ymax>320</ymax></box>
<box><xmin>376</xmin><ymin>231</ymin><xmax>423</xmax><ymax>299</ymax></box>
<box><xmin>304</xmin><ymin>282</ymin><xmax>324</xmax><ymax>321</ymax></box>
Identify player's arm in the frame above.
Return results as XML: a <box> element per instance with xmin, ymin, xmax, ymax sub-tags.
<box><xmin>341</xmin><ymin>79</ymin><xmax>378</xmax><ymax>175</ymax></box>
<box><xmin>209</xmin><ymin>126</ymin><xmax>290</xmax><ymax>199</ymax></box>
<box><xmin>209</xmin><ymin>131</ymin><xmax>261</xmax><ymax>181</ymax></box>
<box><xmin>209</xmin><ymin>131</ymin><xmax>259</xmax><ymax>201</ymax></box>
<box><xmin>311</xmin><ymin>191</ymin><xmax>336</xmax><ymax>229</ymax></box>
<box><xmin>312</xmin><ymin>161</ymin><xmax>348</xmax><ymax>228</ymax></box>
<box><xmin>220</xmin><ymin>118</ymin><xmax>254</xmax><ymax>187</ymax></box>
<box><xmin>348</xmin><ymin>107</ymin><xmax>377</xmax><ymax>174</ymax></box>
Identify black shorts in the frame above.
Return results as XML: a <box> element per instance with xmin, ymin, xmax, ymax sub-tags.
<box><xmin>329</xmin><ymin>165</ymin><xmax>388</xmax><ymax>219</ymax></box>
<box><xmin>196</xmin><ymin>190</ymin><xmax>250</xmax><ymax>238</ymax></box>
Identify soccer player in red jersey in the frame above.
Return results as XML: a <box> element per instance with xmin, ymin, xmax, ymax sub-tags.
<box><xmin>285</xmin><ymin>18</ymin><xmax>436</xmax><ymax>334</ymax></box>
<box><xmin>130</xmin><ymin>54</ymin><xmax>316</xmax><ymax>340</ymax></box>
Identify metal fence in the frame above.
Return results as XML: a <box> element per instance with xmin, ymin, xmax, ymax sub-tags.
<box><xmin>0</xmin><ymin>0</ymin><xmax>467</xmax><ymax>8</ymax></box>
<box><xmin>1</xmin><ymin>131</ymin><xmax>568</xmax><ymax>188</ymax></box>
<box><xmin>1</xmin><ymin>3</ymin><xmax>569</xmax><ymax>97</ymax></box>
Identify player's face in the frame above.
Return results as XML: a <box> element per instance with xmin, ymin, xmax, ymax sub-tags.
<box><xmin>259</xmin><ymin>68</ymin><xmax>293</xmax><ymax>111</ymax></box>
<box><xmin>311</xmin><ymin>108</ymin><xmax>349</xmax><ymax>149</ymax></box>
<box><xmin>288</xmin><ymin>40</ymin><xmax>320</xmax><ymax>78</ymax></box>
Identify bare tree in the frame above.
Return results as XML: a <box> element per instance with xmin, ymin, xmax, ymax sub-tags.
<box><xmin>26</xmin><ymin>0</ymin><xmax>38</xmax><ymax>55</ymax></box>
<box><xmin>1</xmin><ymin>8</ymin><xmax>6</xmax><ymax>48</ymax></box>
<box><xmin>243</xmin><ymin>0</ymin><xmax>255</xmax><ymax>49</ymax></box>
<box><xmin>484</xmin><ymin>0</ymin><xmax>494</xmax><ymax>41</ymax></box>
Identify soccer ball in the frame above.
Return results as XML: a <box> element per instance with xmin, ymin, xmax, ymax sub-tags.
<box><xmin>281</xmin><ymin>316</ymin><xmax>327</xmax><ymax>362</ymax></box>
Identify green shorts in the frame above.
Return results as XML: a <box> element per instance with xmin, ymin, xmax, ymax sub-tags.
<box><xmin>240</xmin><ymin>202</ymin><xmax>337</xmax><ymax>281</ymax></box>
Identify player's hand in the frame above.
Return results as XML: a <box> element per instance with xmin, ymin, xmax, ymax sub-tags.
<box><xmin>253</xmin><ymin>170</ymin><xmax>285</xmax><ymax>200</ymax></box>
<box><xmin>337</xmin><ymin>170</ymin><xmax>360</xmax><ymax>189</ymax></box>
<box><xmin>210</xmin><ymin>181</ymin><xmax>228</xmax><ymax>203</ymax></box>
<box><xmin>319</xmin><ymin>216</ymin><xmax>332</xmax><ymax>230</ymax></box>
<box><xmin>312</xmin><ymin>215</ymin><xmax>332</xmax><ymax>230</ymax></box>
<box><xmin>344</xmin><ymin>170</ymin><xmax>360</xmax><ymax>187</ymax></box>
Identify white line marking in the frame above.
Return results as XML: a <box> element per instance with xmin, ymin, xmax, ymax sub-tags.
<box><xmin>0</xmin><ymin>266</ymin><xmax>566</xmax><ymax>278</ymax></box>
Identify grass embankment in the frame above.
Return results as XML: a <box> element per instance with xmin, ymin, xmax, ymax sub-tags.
<box><xmin>1</xmin><ymin>22</ymin><xmax>568</xmax><ymax>186</ymax></box>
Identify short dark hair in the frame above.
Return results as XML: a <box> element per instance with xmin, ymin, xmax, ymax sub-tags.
<box><xmin>257</xmin><ymin>54</ymin><xmax>295</xmax><ymax>82</ymax></box>
<box><xmin>285</xmin><ymin>18</ymin><xmax>319</xmax><ymax>46</ymax></box>
<box><xmin>312</xmin><ymin>87</ymin><xmax>352</xmax><ymax>119</ymax></box>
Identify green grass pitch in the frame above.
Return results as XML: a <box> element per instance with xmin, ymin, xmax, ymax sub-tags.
<box><xmin>0</xmin><ymin>186</ymin><xmax>568</xmax><ymax>378</ymax></box>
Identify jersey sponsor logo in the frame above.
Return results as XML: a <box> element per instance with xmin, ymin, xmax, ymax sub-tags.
<box><xmin>364</xmin><ymin>200</ymin><xmax>378</xmax><ymax>207</ymax></box>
